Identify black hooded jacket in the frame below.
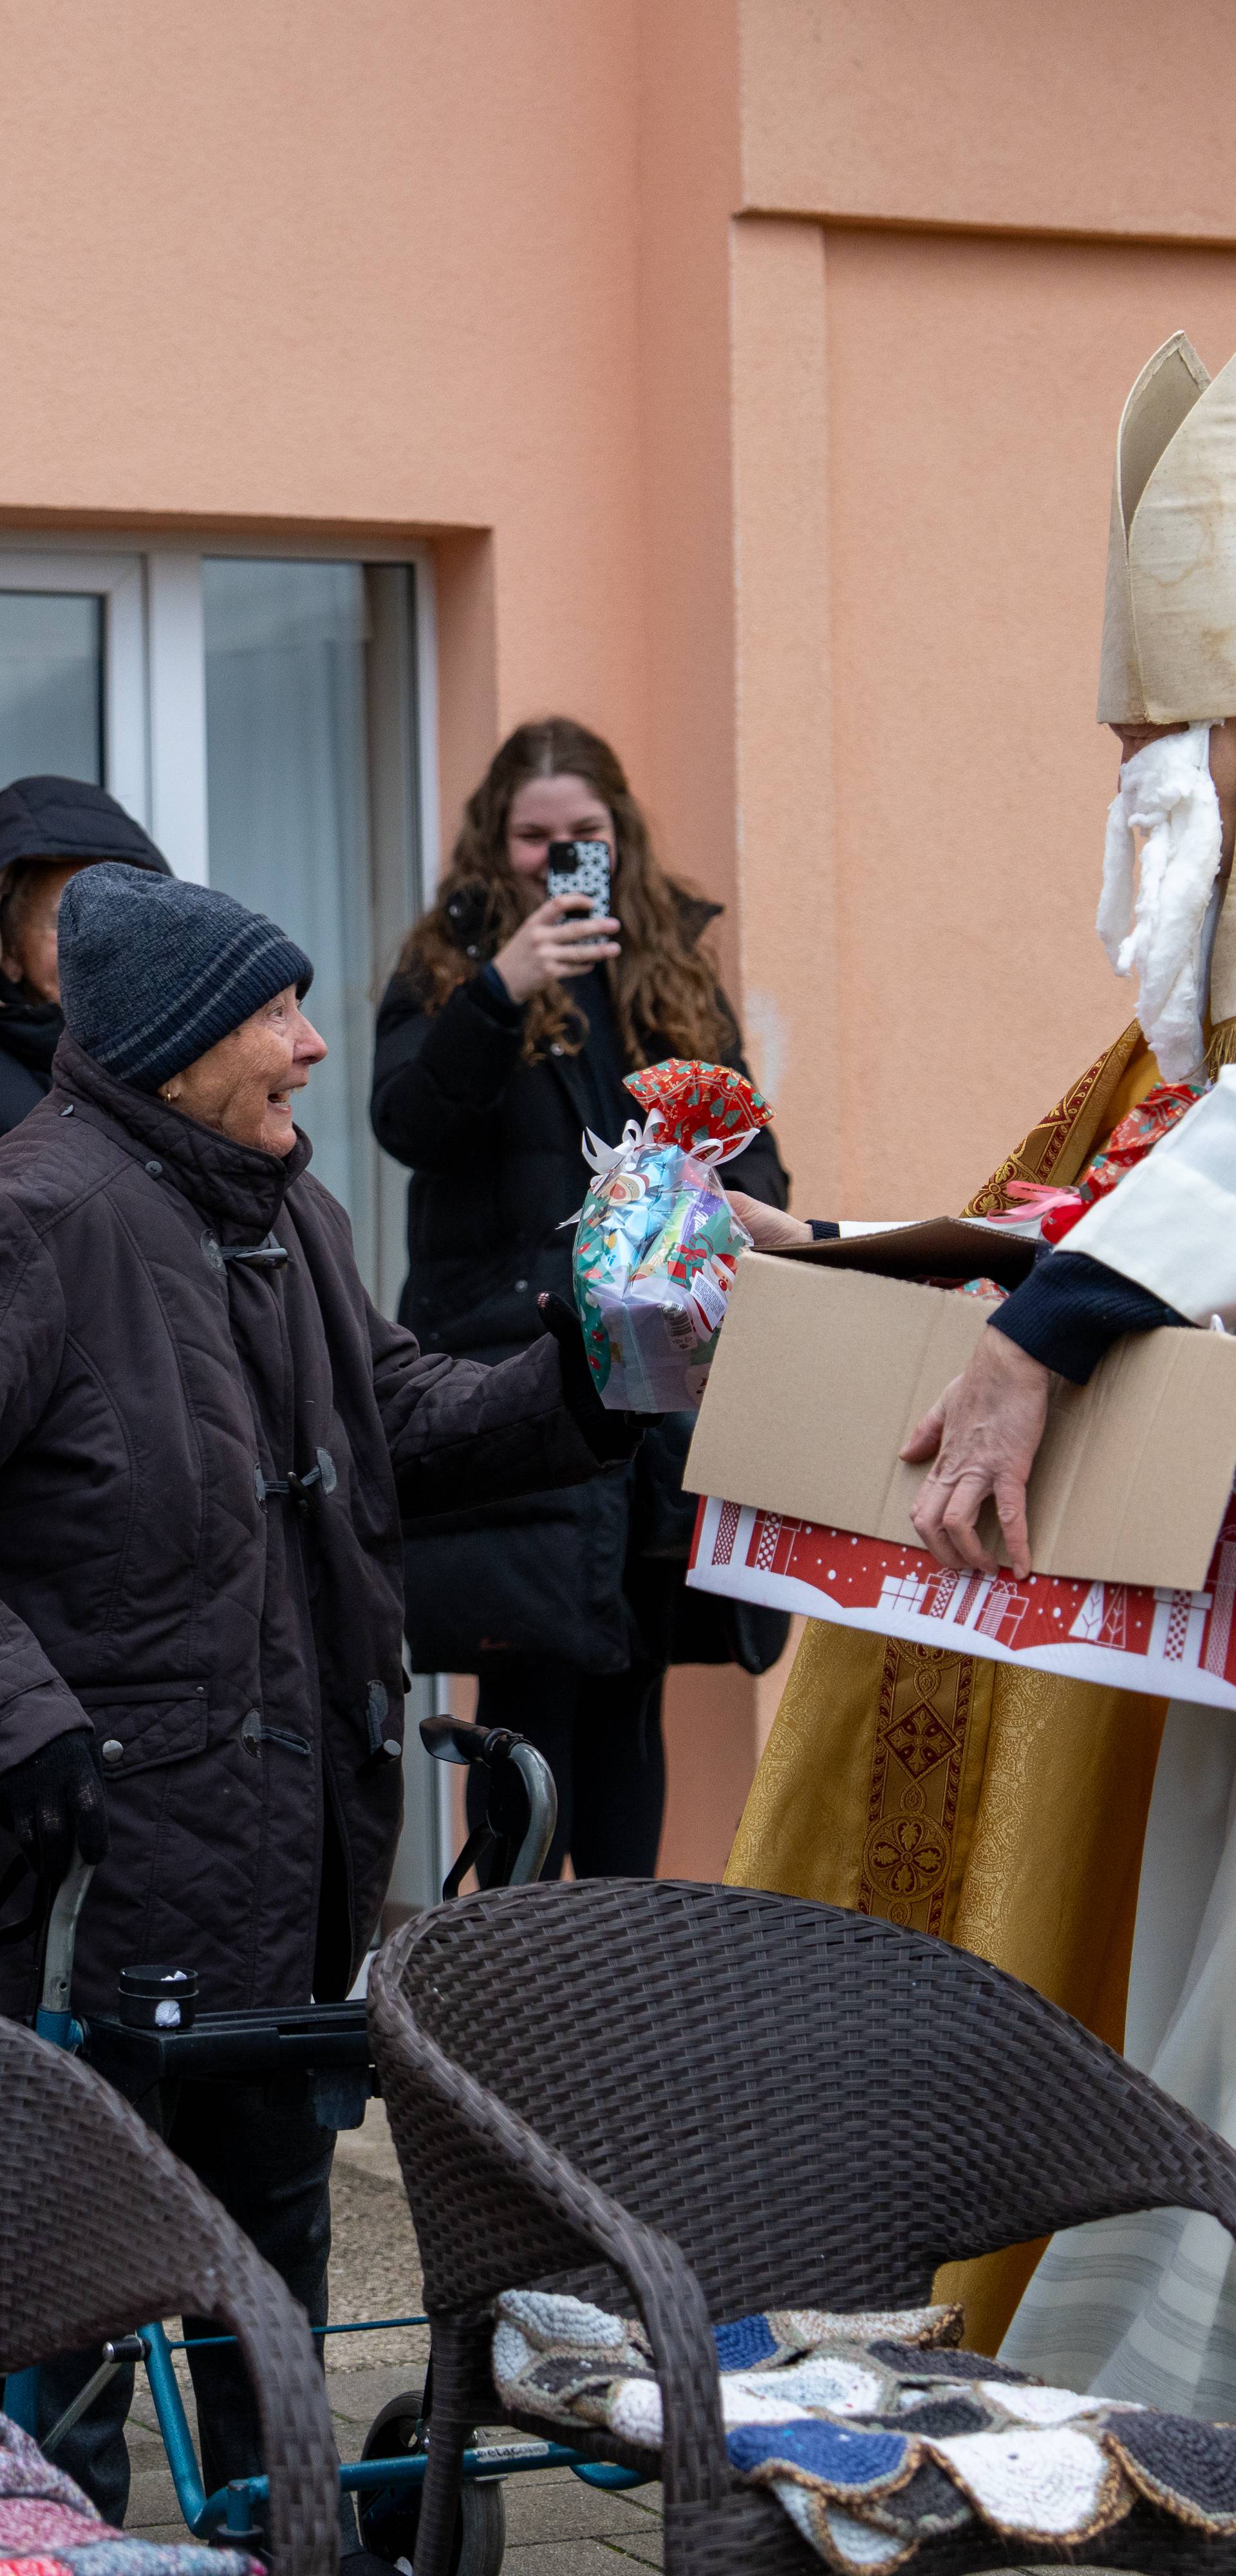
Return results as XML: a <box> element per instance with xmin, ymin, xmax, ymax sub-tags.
<box><xmin>0</xmin><ymin>987</ymin><xmax>62</xmax><ymax>1132</ymax></box>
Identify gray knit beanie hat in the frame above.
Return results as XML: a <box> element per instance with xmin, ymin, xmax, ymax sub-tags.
<box><xmin>58</xmin><ymin>864</ymin><xmax>314</xmax><ymax>1093</ymax></box>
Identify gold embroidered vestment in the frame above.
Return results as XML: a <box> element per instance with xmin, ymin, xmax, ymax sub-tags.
<box><xmin>724</xmin><ymin>1025</ymin><xmax>1168</xmax><ymax>2353</ymax></box>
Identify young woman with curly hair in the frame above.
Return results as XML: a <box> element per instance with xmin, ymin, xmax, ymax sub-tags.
<box><xmin>371</xmin><ymin>715</ymin><xmax>790</xmax><ymax>1879</ymax></box>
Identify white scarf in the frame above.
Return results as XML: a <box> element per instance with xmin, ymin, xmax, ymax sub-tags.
<box><xmin>1096</xmin><ymin>724</ymin><xmax>1222</xmax><ymax>1081</ymax></box>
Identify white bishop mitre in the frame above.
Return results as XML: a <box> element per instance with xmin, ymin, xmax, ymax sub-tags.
<box><xmin>1100</xmin><ymin>332</ymin><xmax>1236</xmax><ymax>725</ymax></box>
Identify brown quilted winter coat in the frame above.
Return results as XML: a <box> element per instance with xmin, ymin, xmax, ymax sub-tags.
<box><xmin>0</xmin><ymin>1039</ymin><xmax>608</xmax><ymax>2016</ymax></box>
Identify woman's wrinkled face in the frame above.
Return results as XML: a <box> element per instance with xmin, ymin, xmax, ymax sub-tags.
<box><xmin>161</xmin><ymin>986</ymin><xmax>327</xmax><ymax>1156</ymax></box>
<box><xmin>505</xmin><ymin>772</ymin><xmax>617</xmax><ymax>884</ymax></box>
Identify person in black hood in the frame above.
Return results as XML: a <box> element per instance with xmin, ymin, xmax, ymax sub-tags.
<box><xmin>0</xmin><ymin>775</ymin><xmax>171</xmax><ymax>1135</ymax></box>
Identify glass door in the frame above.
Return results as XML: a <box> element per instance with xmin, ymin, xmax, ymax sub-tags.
<box><xmin>201</xmin><ymin>556</ymin><xmax>422</xmax><ymax>1307</ymax></box>
<box><xmin>0</xmin><ymin>592</ymin><xmax>104</xmax><ymax>782</ymax></box>
<box><xmin>202</xmin><ymin>559</ymin><xmax>380</xmax><ymax>1280</ymax></box>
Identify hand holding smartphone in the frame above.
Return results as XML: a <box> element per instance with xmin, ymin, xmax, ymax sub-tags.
<box><xmin>489</xmin><ymin>844</ymin><xmax>620</xmax><ymax>1004</ymax></box>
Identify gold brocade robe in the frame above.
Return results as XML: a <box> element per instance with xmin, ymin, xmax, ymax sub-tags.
<box><xmin>724</xmin><ymin>1023</ymin><xmax>1170</xmax><ymax>2353</ymax></box>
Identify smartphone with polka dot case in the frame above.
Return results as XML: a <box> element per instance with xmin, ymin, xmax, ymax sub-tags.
<box><xmin>546</xmin><ymin>838</ymin><xmax>612</xmax><ymax>948</ymax></box>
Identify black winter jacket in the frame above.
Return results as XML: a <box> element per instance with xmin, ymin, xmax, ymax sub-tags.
<box><xmin>0</xmin><ymin>986</ymin><xmax>61</xmax><ymax>1136</ymax></box>
<box><xmin>371</xmin><ymin>927</ymin><xmax>790</xmax><ymax>1673</ymax></box>
<box><xmin>0</xmin><ymin>1041</ymin><xmax>612</xmax><ymax>2018</ymax></box>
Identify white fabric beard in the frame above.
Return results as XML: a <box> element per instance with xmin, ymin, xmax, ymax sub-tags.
<box><xmin>1096</xmin><ymin>723</ymin><xmax>1222</xmax><ymax>1081</ymax></box>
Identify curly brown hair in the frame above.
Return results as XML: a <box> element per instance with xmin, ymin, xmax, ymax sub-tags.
<box><xmin>396</xmin><ymin>717</ymin><xmax>733</xmax><ymax>1066</ymax></box>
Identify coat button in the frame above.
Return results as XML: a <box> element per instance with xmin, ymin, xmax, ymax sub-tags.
<box><xmin>145</xmin><ymin>1159</ymin><xmax>163</xmax><ymax>1177</ymax></box>
<box><xmin>101</xmin><ymin>1739</ymin><xmax>124</xmax><ymax>1765</ymax></box>
<box><xmin>514</xmin><ymin>1278</ymin><xmax>528</xmax><ymax>1292</ymax></box>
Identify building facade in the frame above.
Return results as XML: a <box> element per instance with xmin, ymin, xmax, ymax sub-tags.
<box><xmin>3</xmin><ymin>0</ymin><xmax>1235</xmax><ymax>1880</ymax></box>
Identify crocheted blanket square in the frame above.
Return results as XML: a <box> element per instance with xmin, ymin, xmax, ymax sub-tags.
<box><xmin>491</xmin><ymin>2288</ymin><xmax>1236</xmax><ymax>2571</ymax></box>
<box><xmin>0</xmin><ymin>2419</ymin><xmax>259</xmax><ymax>2576</ymax></box>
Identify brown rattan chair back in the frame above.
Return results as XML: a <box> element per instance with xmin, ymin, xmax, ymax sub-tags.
<box><xmin>374</xmin><ymin>1879</ymin><xmax>1236</xmax><ymax>2322</ymax></box>
<box><xmin>0</xmin><ymin>2017</ymin><xmax>339</xmax><ymax>2576</ymax></box>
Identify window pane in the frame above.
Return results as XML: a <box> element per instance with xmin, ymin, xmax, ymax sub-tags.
<box><xmin>203</xmin><ymin>560</ymin><xmax>376</xmax><ymax>1272</ymax></box>
<box><xmin>0</xmin><ymin>592</ymin><xmax>103</xmax><ymax>786</ymax></box>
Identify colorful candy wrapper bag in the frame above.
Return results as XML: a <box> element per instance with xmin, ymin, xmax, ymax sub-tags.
<box><xmin>572</xmin><ymin>1059</ymin><xmax>772</xmax><ymax>1411</ymax></box>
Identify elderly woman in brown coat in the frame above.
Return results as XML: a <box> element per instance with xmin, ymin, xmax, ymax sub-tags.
<box><xmin>0</xmin><ymin>861</ymin><xmax>631</xmax><ymax>2545</ymax></box>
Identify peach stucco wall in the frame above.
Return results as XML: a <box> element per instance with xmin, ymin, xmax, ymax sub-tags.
<box><xmin>0</xmin><ymin>0</ymin><xmax>651</xmax><ymax>837</ymax></box>
<box><xmin>5</xmin><ymin>1</ymin><xmax>1236</xmax><ymax>1873</ymax></box>
<box><xmin>756</xmin><ymin>231</ymin><xmax>1236</xmax><ymax>1224</ymax></box>
<box><xmin>738</xmin><ymin>0</ymin><xmax>1236</xmax><ymax>240</ymax></box>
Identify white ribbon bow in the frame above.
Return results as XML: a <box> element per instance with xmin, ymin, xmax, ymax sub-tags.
<box><xmin>564</xmin><ymin>1110</ymin><xmax>733</xmax><ymax>1229</ymax></box>
<box><xmin>580</xmin><ymin>1117</ymin><xmax>650</xmax><ymax>1179</ymax></box>
<box><xmin>580</xmin><ymin>1106</ymin><xmax>735</xmax><ymax>1173</ymax></box>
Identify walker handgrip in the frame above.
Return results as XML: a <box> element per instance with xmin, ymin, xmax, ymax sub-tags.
<box><xmin>37</xmin><ymin>1846</ymin><xmax>95</xmax><ymax>2041</ymax></box>
<box><xmin>420</xmin><ymin>1715</ymin><xmax>558</xmax><ymax>1891</ymax></box>
<box><xmin>420</xmin><ymin>1713</ymin><xmax>516</xmax><ymax>1768</ymax></box>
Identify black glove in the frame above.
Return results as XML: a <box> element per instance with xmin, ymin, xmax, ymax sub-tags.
<box><xmin>0</xmin><ymin>1730</ymin><xmax>110</xmax><ymax>1884</ymax></box>
<box><xmin>538</xmin><ymin>1291</ymin><xmax>650</xmax><ymax>1463</ymax></box>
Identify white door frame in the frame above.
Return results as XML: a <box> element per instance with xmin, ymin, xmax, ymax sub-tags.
<box><xmin>0</xmin><ymin>551</ymin><xmax>148</xmax><ymax>831</ymax></box>
<box><xmin>0</xmin><ymin>534</ymin><xmax>440</xmax><ymax>898</ymax></box>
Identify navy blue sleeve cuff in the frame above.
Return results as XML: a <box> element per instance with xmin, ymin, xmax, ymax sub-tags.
<box><xmin>809</xmin><ymin>1219</ymin><xmax>840</xmax><ymax>1240</ymax></box>
<box><xmin>990</xmin><ymin>1249</ymin><xmax>1186</xmax><ymax>1385</ymax></box>
<box><xmin>470</xmin><ymin>961</ymin><xmax>525</xmax><ymax>1029</ymax></box>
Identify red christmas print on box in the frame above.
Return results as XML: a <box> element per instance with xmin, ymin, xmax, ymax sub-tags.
<box><xmin>687</xmin><ymin>1489</ymin><xmax>1236</xmax><ymax>1710</ymax></box>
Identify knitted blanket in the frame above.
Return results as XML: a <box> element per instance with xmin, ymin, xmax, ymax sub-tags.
<box><xmin>0</xmin><ymin>2411</ymin><xmax>258</xmax><ymax>2576</ymax></box>
<box><xmin>492</xmin><ymin>2289</ymin><xmax>1236</xmax><ymax>2571</ymax></box>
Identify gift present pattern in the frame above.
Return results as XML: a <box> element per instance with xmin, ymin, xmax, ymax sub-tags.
<box><xmin>572</xmin><ymin>1059</ymin><xmax>772</xmax><ymax>1412</ymax></box>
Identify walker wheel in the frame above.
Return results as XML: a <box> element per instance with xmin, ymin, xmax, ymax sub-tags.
<box><xmin>359</xmin><ymin>2383</ymin><xmax>506</xmax><ymax>2576</ymax></box>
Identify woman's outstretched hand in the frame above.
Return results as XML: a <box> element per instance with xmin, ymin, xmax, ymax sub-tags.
<box><xmin>727</xmin><ymin>1190</ymin><xmax>812</xmax><ymax>1252</ymax></box>
<box><xmin>900</xmin><ymin>1329</ymin><xmax>1051</xmax><ymax>1579</ymax></box>
<box><xmin>491</xmin><ymin>893</ymin><xmax>621</xmax><ymax>1004</ymax></box>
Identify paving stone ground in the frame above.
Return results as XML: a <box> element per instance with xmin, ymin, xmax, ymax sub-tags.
<box><xmin>126</xmin><ymin>2097</ymin><xmax>664</xmax><ymax>2571</ymax></box>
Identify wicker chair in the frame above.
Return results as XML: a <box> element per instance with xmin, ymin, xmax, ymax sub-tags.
<box><xmin>0</xmin><ymin>2015</ymin><xmax>339</xmax><ymax>2576</ymax></box>
<box><xmin>369</xmin><ymin>1878</ymin><xmax>1236</xmax><ymax>2576</ymax></box>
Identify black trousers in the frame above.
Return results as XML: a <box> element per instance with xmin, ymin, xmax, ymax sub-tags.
<box><xmin>34</xmin><ymin>2074</ymin><xmax>342</xmax><ymax>2534</ymax></box>
<box><xmin>470</xmin><ymin>1656</ymin><xmax>666</xmax><ymax>1879</ymax></box>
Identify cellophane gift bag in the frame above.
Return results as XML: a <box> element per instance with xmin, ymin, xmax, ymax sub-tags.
<box><xmin>572</xmin><ymin>1059</ymin><xmax>773</xmax><ymax>1411</ymax></box>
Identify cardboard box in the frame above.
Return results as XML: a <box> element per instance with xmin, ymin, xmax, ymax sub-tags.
<box><xmin>684</xmin><ymin>1226</ymin><xmax>1236</xmax><ymax>1593</ymax></box>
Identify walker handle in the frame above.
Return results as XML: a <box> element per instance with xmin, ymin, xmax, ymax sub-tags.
<box><xmin>419</xmin><ymin>1715</ymin><xmax>557</xmax><ymax>1891</ymax></box>
<box><xmin>418</xmin><ymin>1714</ymin><xmax>508</xmax><ymax>1766</ymax></box>
<box><xmin>507</xmin><ymin>1741</ymin><xmax>556</xmax><ymax>1886</ymax></box>
<box><xmin>37</xmin><ymin>1846</ymin><xmax>95</xmax><ymax>2045</ymax></box>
